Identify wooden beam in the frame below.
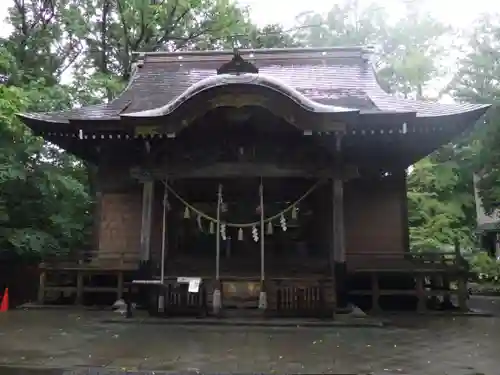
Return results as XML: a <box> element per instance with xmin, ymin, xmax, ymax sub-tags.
<box><xmin>140</xmin><ymin>180</ymin><xmax>154</xmax><ymax>261</ymax></box>
<box><xmin>131</xmin><ymin>162</ymin><xmax>347</xmax><ymax>179</ymax></box>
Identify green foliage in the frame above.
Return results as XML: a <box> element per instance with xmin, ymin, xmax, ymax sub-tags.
<box><xmin>0</xmin><ymin>83</ymin><xmax>91</xmax><ymax>256</ymax></box>
<box><xmin>0</xmin><ymin>0</ymin><xmax>300</xmax><ymax>258</ymax></box>
<box><xmin>470</xmin><ymin>252</ymin><xmax>500</xmax><ymax>284</ymax></box>
<box><xmin>447</xmin><ymin>13</ymin><xmax>500</xmax><ymax>216</ymax></box>
<box><xmin>407</xmin><ymin>156</ymin><xmax>475</xmax><ymax>251</ymax></box>
<box><xmin>0</xmin><ymin>0</ymin><xmax>498</xmax><ymax>258</ymax></box>
<box><xmin>377</xmin><ymin>9</ymin><xmax>450</xmax><ymax>99</ymax></box>
<box><xmin>295</xmin><ymin>1</ymin><xmax>389</xmax><ymax>48</ymax></box>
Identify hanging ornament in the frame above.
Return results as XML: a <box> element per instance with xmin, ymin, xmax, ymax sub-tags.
<box><xmin>266</xmin><ymin>221</ymin><xmax>273</xmax><ymax>235</ymax></box>
<box><xmin>196</xmin><ymin>214</ymin><xmax>203</xmax><ymax>232</ymax></box>
<box><xmin>209</xmin><ymin>221</ymin><xmax>215</xmax><ymax>234</ymax></box>
<box><xmin>183</xmin><ymin>206</ymin><xmax>190</xmax><ymax>219</ymax></box>
<box><xmin>238</xmin><ymin>228</ymin><xmax>244</xmax><ymax>241</ymax></box>
<box><xmin>280</xmin><ymin>213</ymin><xmax>287</xmax><ymax>232</ymax></box>
<box><xmin>291</xmin><ymin>206</ymin><xmax>298</xmax><ymax>220</ymax></box>
<box><xmin>220</xmin><ymin>223</ymin><xmax>227</xmax><ymax>241</ymax></box>
<box><xmin>221</xmin><ymin>202</ymin><xmax>228</xmax><ymax>213</ymax></box>
<box><xmin>252</xmin><ymin>225</ymin><xmax>259</xmax><ymax>242</ymax></box>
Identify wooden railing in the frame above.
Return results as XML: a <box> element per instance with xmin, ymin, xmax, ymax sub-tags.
<box><xmin>150</xmin><ymin>278</ymin><xmax>208</xmax><ymax>317</ymax></box>
<box><xmin>267</xmin><ymin>278</ymin><xmax>334</xmax><ymax>318</ymax></box>
<box><xmin>411</xmin><ymin>251</ymin><xmax>469</xmax><ymax>270</ymax></box>
<box><xmin>40</xmin><ymin>249</ymin><xmax>140</xmax><ymax>270</ymax></box>
<box><xmin>347</xmin><ymin>250</ymin><xmax>470</xmax><ymax>313</ymax></box>
<box><xmin>145</xmin><ymin>276</ymin><xmax>335</xmax><ymax>318</ymax></box>
<box><xmin>347</xmin><ymin>250</ymin><xmax>469</xmax><ymax>272</ymax></box>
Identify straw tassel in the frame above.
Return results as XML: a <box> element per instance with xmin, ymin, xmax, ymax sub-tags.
<box><xmin>238</xmin><ymin>228</ymin><xmax>244</xmax><ymax>241</ymax></box>
<box><xmin>252</xmin><ymin>225</ymin><xmax>259</xmax><ymax>242</ymax></box>
<box><xmin>209</xmin><ymin>221</ymin><xmax>214</xmax><ymax>234</ymax></box>
<box><xmin>280</xmin><ymin>213</ymin><xmax>287</xmax><ymax>232</ymax></box>
<box><xmin>196</xmin><ymin>214</ymin><xmax>203</xmax><ymax>231</ymax></box>
<box><xmin>220</xmin><ymin>223</ymin><xmax>227</xmax><ymax>240</ymax></box>
<box><xmin>291</xmin><ymin>206</ymin><xmax>298</xmax><ymax>220</ymax></box>
<box><xmin>183</xmin><ymin>206</ymin><xmax>190</xmax><ymax>219</ymax></box>
<box><xmin>266</xmin><ymin>221</ymin><xmax>273</xmax><ymax>235</ymax></box>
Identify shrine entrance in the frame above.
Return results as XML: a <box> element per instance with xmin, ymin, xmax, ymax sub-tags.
<box><xmin>157</xmin><ymin>176</ymin><xmax>329</xmax><ymax>314</ymax></box>
<box><xmin>163</xmin><ymin>177</ymin><xmax>322</xmax><ymax>274</ymax></box>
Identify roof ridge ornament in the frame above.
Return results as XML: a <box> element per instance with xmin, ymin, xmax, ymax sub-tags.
<box><xmin>217</xmin><ymin>48</ymin><xmax>259</xmax><ymax>75</ymax></box>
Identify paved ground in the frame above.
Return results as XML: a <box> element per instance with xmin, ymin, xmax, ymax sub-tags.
<box><xmin>0</xmin><ymin>296</ymin><xmax>498</xmax><ymax>375</ymax></box>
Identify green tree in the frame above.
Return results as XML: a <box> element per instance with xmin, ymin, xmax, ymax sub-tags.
<box><xmin>294</xmin><ymin>0</ymin><xmax>389</xmax><ymax>48</ymax></box>
<box><xmin>448</xmin><ymin>13</ymin><xmax>500</xmax><ymax>216</ymax></box>
<box><xmin>0</xmin><ymin>70</ymin><xmax>91</xmax><ymax>256</ymax></box>
<box><xmin>1</xmin><ymin>0</ymin><xmax>300</xmax><ymax>258</ymax></box>
<box><xmin>377</xmin><ymin>7</ymin><xmax>450</xmax><ymax>98</ymax></box>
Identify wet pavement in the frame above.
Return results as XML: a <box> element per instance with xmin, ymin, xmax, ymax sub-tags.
<box><xmin>0</xmin><ymin>296</ymin><xmax>498</xmax><ymax>375</ymax></box>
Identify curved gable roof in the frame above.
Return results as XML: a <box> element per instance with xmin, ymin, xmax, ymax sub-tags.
<box><xmin>19</xmin><ymin>46</ymin><xmax>489</xmax><ymax>127</ymax></box>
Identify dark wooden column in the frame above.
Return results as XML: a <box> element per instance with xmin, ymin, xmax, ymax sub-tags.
<box><xmin>399</xmin><ymin>169</ymin><xmax>410</xmax><ymax>253</ymax></box>
<box><xmin>136</xmin><ymin>176</ymin><xmax>155</xmax><ymax>309</ymax></box>
<box><xmin>139</xmin><ymin>178</ymin><xmax>154</xmax><ymax>262</ymax></box>
<box><xmin>332</xmin><ymin>134</ymin><xmax>347</xmax><ymax>309</ymax></box>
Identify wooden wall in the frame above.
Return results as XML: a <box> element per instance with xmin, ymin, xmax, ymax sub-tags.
<box><xmin>95</xmin><ymin>165</ymin><xmax>142</xmax><ymax>263</ymax></box>
<box><xmin>345</xmin><ymin>173</ymin><xmax>407</xmax><ymax>255</ymax></box>
<box><xmin>97</xmin><ymin>192</ymin><xmax>142</xmax><ymax>262</ymax></box>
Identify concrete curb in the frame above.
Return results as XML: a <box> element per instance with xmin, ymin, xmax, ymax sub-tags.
<box><xmin>99</xmin><ymin>316</ymin><xmax>387</xmax><ymax>328</ymax></box>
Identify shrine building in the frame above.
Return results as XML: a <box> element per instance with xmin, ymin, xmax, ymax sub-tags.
<box><xmin>19</xmin><ymin>47</ymin><xmax>490</xmax><ymax>317</ymax></box>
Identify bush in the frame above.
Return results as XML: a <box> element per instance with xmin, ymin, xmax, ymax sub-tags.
<box><xmin>470</xmin><ymin>252</ymin><xmax>500</xmax><ymax>284</ymax></box>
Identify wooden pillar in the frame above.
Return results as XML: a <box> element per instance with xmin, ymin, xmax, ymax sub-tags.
<box><xmin>415</xmin><ymin>274</ymin><xmax>426</xmax><ymax>313</ymax></box>
<box><xmin>117</xmin><ymin>271</ymin><xmax>124</xmax><ymax>301</ymax></box>
<box><xmin>454</xmin><ymin>238</ymin><xmax>469</xmax><ymax>311</ymax></box>
<box><xmin>371</xmin><ymin>272</ymin><xmax>381</xmax><ymax>313</ymax></box>
<box><xmin>457</xmin><ymin>276</ymin><xmax>468</xmax><ymax>312</ymax></box>
<box><xmin>89</xmin><ymin>165</ymin><xmax>101</xmax><ymax>263</ymax></box>
<box><xmin>37</xmin><ymin>267</ymin><xmax>46</xmax><ymax>305</ymax></box>
<box><xmin>76</xmin><ymin>271</ymin><xmax>84</xmax><ymax>305</ymax></box>
<box><xmin>213</xmin><ymin>184</ymin><xmax>223</xmax><ymax>315</ymax></box>
<box><xmin>258</xmin><ymin>181</ymin><xmax>267</xmax><ymax>310</ymax></box>
<box><xmin>140</xmin><ymin>179</ymin><xmax>154</xmax><ymax>262</ymax></box>
<box><xmin>400</xmin><ymin>170</ymin><xmax>410</xmax><ymax>253</ymax></box>
<box><xmin>137</xmin><ymin>178</ymin><xmax>154</xmax><ymax>310</ymax></box>
<box><xmin>158</xmin><ymin>181</ymin><xmax>168</xmax><ymax>313</ymax></box>
<box><xmin>332</xmin><ymin>134</ymin><xmax>347</xmax><ymax>309</ymax></box>
<box><xmin>92</xmin><ymin>191</ymin><xmax>102</xmax><ymax>257</ymax></box>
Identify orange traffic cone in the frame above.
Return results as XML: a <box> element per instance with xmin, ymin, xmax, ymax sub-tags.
<box><xmin>0</xmin><ymin>288</ymin><xmax>9</xmax><ymax>312</ymax></box>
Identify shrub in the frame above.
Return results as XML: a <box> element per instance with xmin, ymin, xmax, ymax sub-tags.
<box><xmin>470</xmin><ymin>251</ymin><xmax>500</xmax><ymax>284</ymax></box>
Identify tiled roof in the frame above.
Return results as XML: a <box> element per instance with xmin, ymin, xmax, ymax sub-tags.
<box><xmin>19</xmin><ymin>47</ymin><xmax>490</xmax><ymax>124</ymax></box>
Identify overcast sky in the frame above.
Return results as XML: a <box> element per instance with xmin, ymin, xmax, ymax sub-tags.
<box><xmin>240</xmin><ymin>0</ymin><xmax>496</xmax><ymax>27</ymax></box>
<box><xmin>0</xmin><ymin>0</ymin><xmax>498</xmax><ymax>36</ymax></box>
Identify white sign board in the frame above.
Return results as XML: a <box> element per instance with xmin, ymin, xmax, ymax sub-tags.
<box><xmin>177</xmin><ymin>277</ymin><xmax>202</xmax><ymax>293</ymax></box>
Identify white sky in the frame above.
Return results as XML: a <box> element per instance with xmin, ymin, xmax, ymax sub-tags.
<box><xmin>238</xmin><ymin>0</ymin><xmax>497</xmax><ymax>28</ymax></box>
<box><xmin>0</xmin><ymin>0</ymin><xmax>498</xmax><ymax>36</ymax></box>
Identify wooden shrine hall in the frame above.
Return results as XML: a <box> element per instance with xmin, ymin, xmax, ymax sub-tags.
<box><xmin>19</xmin><ymin>47</ymin><xmax>490</xmax><ymax>318</ymax></box>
